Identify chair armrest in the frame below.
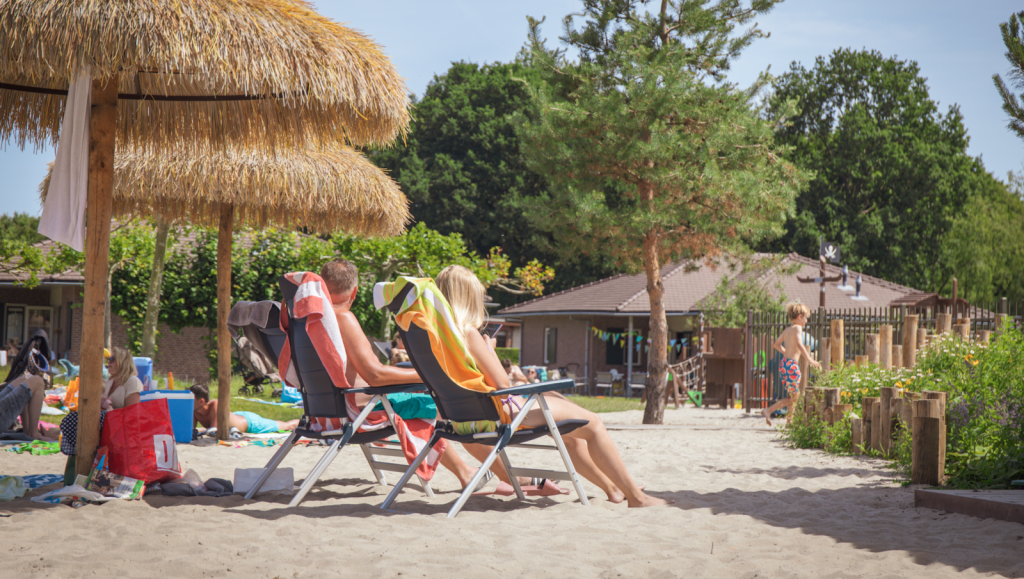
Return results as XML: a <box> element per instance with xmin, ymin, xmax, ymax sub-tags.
<box><xmin>488</xmin><ymin>379</ymin><xmax>575</xmax><ymax>398</ymax></box>
<box><xmin>345</xmin><ymin>383</ymin><xmax>426</xmax><ymax>395</ymax></box>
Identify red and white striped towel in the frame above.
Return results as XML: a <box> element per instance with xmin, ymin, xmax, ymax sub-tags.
<box><xmin>278</xmin><ymin>272</ymin><xmax>446</xmax><ymax>480</ymax></box>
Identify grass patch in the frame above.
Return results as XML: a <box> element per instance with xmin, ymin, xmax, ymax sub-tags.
<box><xmin>569</xmin><ymin>396</ymin><xmax>646</xmax><ymax>413</ymax></box>
<box><xmin>201</xmin><ymin>375</ymin><xmax>303</xmax><ymax>422</ymax></box>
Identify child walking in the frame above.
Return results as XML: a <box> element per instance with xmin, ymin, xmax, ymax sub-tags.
<box><xmin>762</xmin><ymin>303</ymin><xmax>821</xmax><ymax>426</ymax></box>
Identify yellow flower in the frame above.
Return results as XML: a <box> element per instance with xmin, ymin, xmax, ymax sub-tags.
<box><xmin>971</xmin><ymin>360</ymin><xmax>979</xmax><ymax>366</ymax></box>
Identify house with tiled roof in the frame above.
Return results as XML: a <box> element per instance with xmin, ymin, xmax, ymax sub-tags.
<box><xmin>497</xmin><ymin>253</ymin><xmax>921</xmax><ymax>388</ymax></box>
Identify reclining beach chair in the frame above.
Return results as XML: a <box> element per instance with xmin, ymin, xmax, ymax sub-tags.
<box><xmin>375</xmin><ymin>278</ymin><xmax>591</xmax><ymax>518</ymax></box>
<box><xmin>243</xmin><ymin>274</ymin><xmax>436</xmax><ymax>506</ymax></box>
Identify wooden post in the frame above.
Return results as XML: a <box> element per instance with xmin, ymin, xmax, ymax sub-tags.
<box><xmin>834</xmin><ymin>403</ymin><xmax>852</xmax><ymax>420</ymax></box>
<box><xmin>953</xmin><ymin>323</ymin><xmax>969</xmax><ymax>341</ymax></box>
<box><xmin>891</xmin><ymin>345</ymin><xmax>903</xmax><ymax>369</ymax></box>
<box><xmin>936</xmin><ymin>313</ymin><xmax>952</xmax><ymax>335</ymax></box>
<box><xmin>803</xmin><ymin>386</ymin><xmax>818</xmax><ymax>418</ymax></box>
<box><xmin>216</xmin><ymin>203</ymin><xmax>235</xmax><ymax>442</ymax></box>
<box><xmin>865</xmin><ymin>333</ymin><xmax>879</xmax><ymax>364</ymax></box>
<box><xmin>903</xmin><ymin>314</ymin><xmax>918</xmax><ymax>368</ymax></box>
<box><xmin>878</xmin><ymin>387</ymin><xmax>897</xmax><ymax>455</ymax></box>
<box><xmin>891</xmin><ymin>397</ymin><xmax>905</xmax><ymax>436</ymax></box>
<box><xmin>911</xmin><ymin>399</ymin><xmax>944</xmax><ymax>485</ymax></box>
<box><xmin>851</xmin><ymin>416</ymin><xmax>863</xmax><ymax>454</ymax></box>
<box><xmin>978</xmin><ymin>330</ymin><xmax>991</xmax><ymax>344</ymax></box>
<box><xmin>830</xmin><ymin>319</ymin><xmax>844</xmax><ymax>367</ymax></box>
<box><xmin>917</xmin><ymin>328</ymin><xmax>928</xmax><ymax>350</ymax></box>
<box><xmin>798</xmin><ymin>354</ymin><xmax>809</xmax><ymax>396</ymax></box>
<box><xmin>75</xmin><ymin>75</ymin><xmax>119</xmax><ymax>476</ymax></box>
<box><xmin>900</xmin><ymin>397</ymin><xmax>914</xmax><ymax>433</ymax></box>
<box><xmin>822</xmin><ymin>388</ymin><xmax>840</xmax><ymax>424</ymax></box>
<box><xmin>820</xmin><ymin>338</ymin><xmax>831</xmax><ymax>372</ymax></box>
<box><xmin>879</xmin><ymin>325</ymin><xmax>892</xmax><ymax>369</ymax></box>
<box><xmin>923</xmin><ymin>391</ymin><xmax>947</xmax><ymax>474</ymax></box>
<box><xmin>871</xmin><ymin>398</ymin><xmax>882</xmax><ymax>453</ymax></box>
<box><xmin>862</xmin><ymin>397</ymin><xmax>878</xmax><ymax>453</ymax></box>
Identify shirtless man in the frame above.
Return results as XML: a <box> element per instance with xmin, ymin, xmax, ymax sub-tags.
<box><xmin>189</xmin><ymin>383</ymin><xmax>299</xmax><ymax>436</ymax></box>
<box><xmin>762</xmin><ymin>303</ymin><xmax>822</xmax><ymax>426</ymax></box>
<box><xmin>319</xmin><ymin>259</ymin><xmax>482</xmax><ymax>489</ymax></box>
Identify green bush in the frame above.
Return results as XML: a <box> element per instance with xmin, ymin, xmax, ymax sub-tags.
<box><xmin>787</xmin><ymin>323</ymin><xmax>1024</xmax><ymax>488</ymax></box>
<box><xmin>495</xmin><ymin>347</ymin><xmax>519</xmax><ymax>365</ymax></box>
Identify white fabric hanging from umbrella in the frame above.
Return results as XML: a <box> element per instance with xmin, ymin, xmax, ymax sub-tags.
<box><xmin>38</xmin><ymin>68</ymin><xmax>93</xmax><ymax>252</ymax></box>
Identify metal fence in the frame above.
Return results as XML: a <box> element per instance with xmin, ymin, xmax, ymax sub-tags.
<box><xmin>743</xmin><ymin>299</ymin><xmax>1024</xmax><ymax>410</ymax></box>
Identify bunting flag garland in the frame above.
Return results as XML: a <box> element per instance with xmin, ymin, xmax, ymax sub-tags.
<box><xmin>588</xmin><ymin>326</ymin><xmax>690</xmax><ymax>353</ymax></box>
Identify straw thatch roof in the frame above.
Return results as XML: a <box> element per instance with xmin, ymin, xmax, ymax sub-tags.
<box><xmin>0</xmin><ymin>0</ymin><xmax>410</xmax><ymax>150</ymax></box>
<box><xmin>40</xmin><ymin>145</ymin><xmax>411</xmax><ymax>237</ymax></box>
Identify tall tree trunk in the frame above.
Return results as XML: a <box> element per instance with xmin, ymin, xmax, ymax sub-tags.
<box><xmin>641</xmin><ymin>184</ymin><xmax>668</xmax><ymax>425</ymax></box>
<box><xmin>216</xmin><ymin>204</ymin><xmax>235</xmax><ymax>441</ymax></box>
<box><xmin>140</xmin><ymin>216</ymin><xmax>171</xmax><ymax>358</ymax></box>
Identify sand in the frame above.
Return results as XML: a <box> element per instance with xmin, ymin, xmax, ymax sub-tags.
<box><xmin>2</xmin><ymin>406</ymin><xmax>1022</xmax><ymax>578</ymax></box>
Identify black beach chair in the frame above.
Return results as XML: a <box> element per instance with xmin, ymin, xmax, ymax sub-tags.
<box><xmin>378</xmin><ymin>283</ymin><xmax>591</xmax><ymax>518</ymax></box>
<box><xmin>243</xmin><ymin>276</ymin><xmax>435</xmax><ymax>506</ymax></box>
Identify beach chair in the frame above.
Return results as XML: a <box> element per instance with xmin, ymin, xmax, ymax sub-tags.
<box><xmin>375</xmin><ymin>278</ymin><xmax>591</xmax><ymax>518</ymax></box>
<box><xmin>242</xmin><ymin>275</ymin><xmax>436</xmax><ymax>506</ymax></box>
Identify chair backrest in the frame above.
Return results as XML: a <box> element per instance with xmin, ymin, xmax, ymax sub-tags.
<box><xmin>596</xmin><ymin>371</ymin><xmax>614</xmax><ymax>383</ymax></box>
<box><xmin>630</xmin><ymin>372</ymin><xmax>648</xmax><ymax>385</ymax></box>
<box><xmin>278</xmin><ymin>276</ymin><xmax>346</xmax><ymax>419</ymax></box>
<box><xmin>385</xmin><ymin>284</ymin><xmax>501</xmax><ymax>423</ymax></box>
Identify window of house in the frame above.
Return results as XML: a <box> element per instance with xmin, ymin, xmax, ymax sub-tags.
<box><xmin>544</xmin><ymin>327</ymin><xmax>557</xmax><ymax>364</ymax></box>
<box><xmin>605</xmin><ymin>327</ymin><xmax>624</xmax><ymax>365</ymax></box>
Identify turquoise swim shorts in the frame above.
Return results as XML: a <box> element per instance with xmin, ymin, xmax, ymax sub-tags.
<box><xmin>234</xmin><ymin>411</ymin><xmax>279</xmax><ymax>434</ymax></box>
<box><xmin>371</xmin><ymin>392</ymin><xmax>437</xmax><ymax>420</ymax></box>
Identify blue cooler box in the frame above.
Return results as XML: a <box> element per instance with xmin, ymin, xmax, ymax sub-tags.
<box><xmin>140</xmin><ymin>390</ymin><xmax>194</xmax><ymax>443</ymax></box>
<box><xmin>133</xmin><ymin>357</ymin><xmax>154</xmax><ymax>389</ymax></box>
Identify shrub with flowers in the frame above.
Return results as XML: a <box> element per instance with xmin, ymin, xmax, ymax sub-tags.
<box><xmin>783</xmin><ymin>322</ymin><xmax>1024</xmax><ymax>488</ymax></box>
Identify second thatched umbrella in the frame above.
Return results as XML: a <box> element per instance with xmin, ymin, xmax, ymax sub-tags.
<box><xmin>43</xmin><ymin>144</ymin><xmax>410</xmax><ymax>436</ymax></box>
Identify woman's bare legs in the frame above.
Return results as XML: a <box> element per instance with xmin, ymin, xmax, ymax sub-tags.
<box><xmin>559</xmin><ymin>435</ymin><xmax>626</xmax><ymax>503</ymax></box>
<box><xmin>518</xmin><ymin>397</ymin><xmax>667</xmax><ymax>508</ymax></box>
<box><xmin>16</xmin><ymin>375</ymin><xmax>54</xmax><ymax>441</ymax></box>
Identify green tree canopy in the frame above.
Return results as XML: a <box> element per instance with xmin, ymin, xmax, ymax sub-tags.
<box><xmin>765</xmin><ymin>48</ymin><xmax>983</xmax><ymax>292</ymax></box>
<box><xmin>371</xmin><ymin>61</ymin><xmax>613</xmax><ymax>295</ymax></box>
<box><xmin>0</xmin><ymin>213</ymin><xmax>45</xmax><ymax>245</ymax></box>
<box><xmin>518</xmin><ymin>0</ymin><xmax>807</xmax><ymax>424</ymax></box>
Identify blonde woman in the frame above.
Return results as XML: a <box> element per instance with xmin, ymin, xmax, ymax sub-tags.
<box><xmin>101</xmin><ymin>347</ymin><xmax>143</xmax><ymax>411</ymax></box>
<box><xmin>436</xmin><ymin>265</ymin><xmax>667</xmax><ymax>508</ymax></box>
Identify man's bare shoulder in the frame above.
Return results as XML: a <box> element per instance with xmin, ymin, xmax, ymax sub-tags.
<box><xmin>333</xmin><ymin>309</ymin><xmax>366</xmax><ymax>339</ymax></box>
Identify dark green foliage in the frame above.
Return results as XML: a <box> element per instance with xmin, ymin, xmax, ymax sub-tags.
<box><xmin>765</xmin><ymin>49</ymin><xmax>982</xmax><ymax>293</ymax></box>
<box><xmin>0</xmin><ymin>213</ymin><xmax>45</xmax><ymax>244</ymax></box>
<box><xmin>494</xmin><ymin>347</ymin><xmax>520</xmax><ymax>365</ymax></box>
<box><xmin>371</xmin><ymin>61</ymin><xmax>613</xmax><ymax>297</ymax></box>
<box><xmin>993</xmin><ymin>11</ymin><xmax>1024</xmax><ymax>140</ymax></box>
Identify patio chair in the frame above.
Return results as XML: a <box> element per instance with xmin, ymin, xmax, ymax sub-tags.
<box><xmin>594</xmin><ymin>371</ymin><xmax>616</xmax><ymax>395</ymax></box>
<box><xmin>629</xmin><ymin>372</ymin><xmax>647</xmax><ymax>400</ymax></box>
<box><xmin>242</xmin><ymin>275</ymin><xmax>436</xmax><ymax>506</ymax></box>
<box><xmin>375</xmin><ymin>278</ymin><xmax>591</xmax><ymax>518</ymax></box>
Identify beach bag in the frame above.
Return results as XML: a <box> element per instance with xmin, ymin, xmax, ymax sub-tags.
<box><xmin>100</xmin><ymin>399</ymin><xmax>181</xmax><ymax>483</ymax></box>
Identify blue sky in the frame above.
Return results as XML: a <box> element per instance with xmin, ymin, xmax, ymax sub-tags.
<box><xmin>1</xmin><ymin>0</ymin><xmax>1020</xmax><ymax>217</ymax></box>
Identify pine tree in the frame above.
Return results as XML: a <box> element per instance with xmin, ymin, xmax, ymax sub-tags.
<box><xmin>994</xmin><ymin>11</ymin><xmax>1024</xmax><ymax>141</ymax></box>
<box><xmin>518</xmin><ymin>0</ymin><xmax>808</xmax><ymax>424</ymax></box>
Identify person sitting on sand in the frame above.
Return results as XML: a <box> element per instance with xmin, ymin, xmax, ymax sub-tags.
<box><xmin>100</xmin><ymin>347</ymin><xmax>143</xmax><ymax>411</ymax></box>
<box><xmin>436</xmin><ymin>264</ymin><xmax>667</xmax><ymax>508</ymax></box>
<box><xmin>189</xmin><ymin>383</ymin><xmax>299</xmax><ymax>436</ymax></box>
<box><xmin>501</xmin><ymin>358</ymin><xmax>530</xmax><ymax>387</ymax></box>
<box><xmin>0</xmin><ymin>373</ymin><xmax>55</xmax><ymax>441</ymax></box>
<box><xmin>761</xmin><ymin>303</ymin><xmax>821</xmax><ymax>426</ymax></box>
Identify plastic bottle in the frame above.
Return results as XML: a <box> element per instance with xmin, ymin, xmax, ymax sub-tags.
<box><xmin>167</xmin><ymin>372</ymin><xmax>174</xmax><ymax>390</ymax></box>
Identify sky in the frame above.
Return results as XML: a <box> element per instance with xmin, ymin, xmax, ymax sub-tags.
<box><xmin>1</xmin><ymin>0</ymin><xmax>1021</xmax><ymax>217</ymax></box>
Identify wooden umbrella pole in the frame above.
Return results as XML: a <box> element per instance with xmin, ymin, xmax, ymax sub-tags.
<box><xmin>75</xmin><ymin>75</ymin><xmax>120</xmax><ymax>476</ymax></box>
<box><xmin>217</xmin><ymin>203</ymin><xmax>235</xmax><ymax>441</ymax></box>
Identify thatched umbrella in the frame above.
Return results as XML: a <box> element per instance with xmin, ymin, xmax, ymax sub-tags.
<box><xmin>1</xmin><ymin>0</ymin><xmax>409</xmax><ymax>472</ymax></box>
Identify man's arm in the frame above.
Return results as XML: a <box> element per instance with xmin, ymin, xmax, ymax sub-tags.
<box><xmin>335</xmin><ymin>310</ymin><xmax>421</xmax><ymax>386</ymax></box>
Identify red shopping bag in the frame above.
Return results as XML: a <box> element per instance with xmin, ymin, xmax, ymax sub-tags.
<box><xmin>99</xmin><ymin>399</ymin><xmax>182</xmax><ymax>483</ymax></box>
